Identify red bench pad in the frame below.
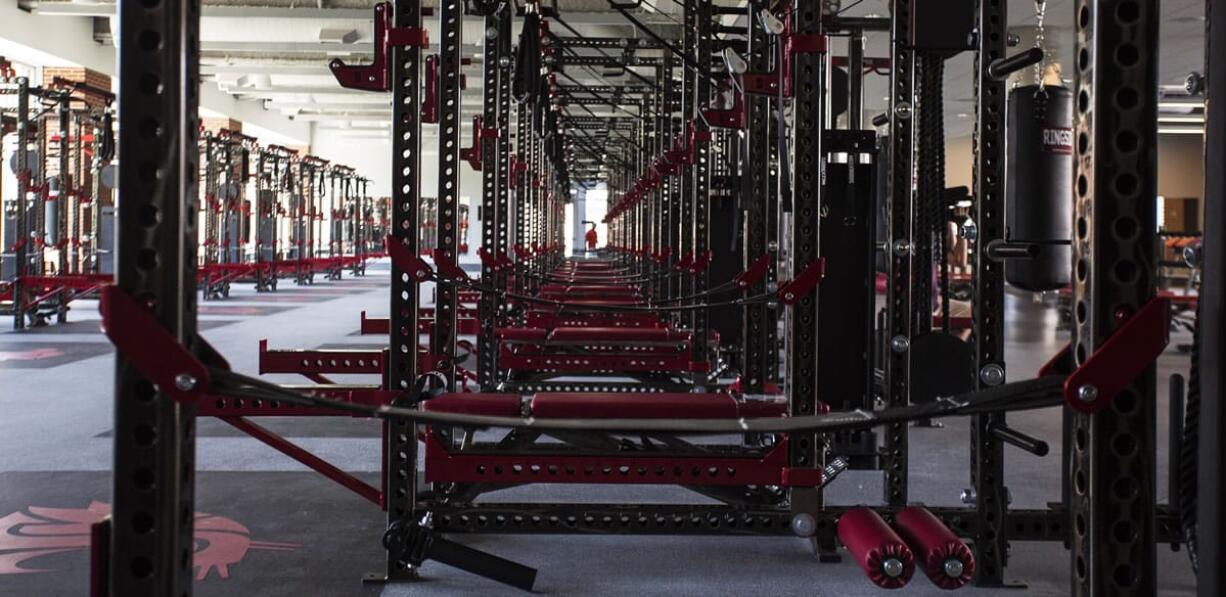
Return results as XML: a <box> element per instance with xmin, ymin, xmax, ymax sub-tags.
<box><xmin>530</xmin><ymin>392</ymin><xmax>775</xmax><ymax>419</ymax></box>
<box><xmin>423</xmin><ymin>393</ymin><xmax>522</xmax><ymax>416</ymax></box>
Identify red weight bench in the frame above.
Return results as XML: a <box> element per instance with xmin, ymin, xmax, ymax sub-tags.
<box><xmin>421</xmin><ymin>392</ymin><xmax>821</xmax><ymax>487</ymax></box>
<box><xmin>496</xmin><ymin>327</ymin><xmax>716</xmax><ymax>374</ymax></box>
<box><xmin>524</xmin><ymin>310</ymin><xmax>663</xmax><ymax>329</ymax></box>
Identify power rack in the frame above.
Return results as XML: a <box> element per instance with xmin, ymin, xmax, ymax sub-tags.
<box><xmin>93</xmin><ymin>0</ymin><xmax>1221</xmax><ymax>596</ymax></box>
<box><xmin>0</xmin><ymin>72</ymin><xmax>382</xmax><ymax>322</ymax></box>
<box><xmin>1</xmin><ymin>72</ymin><xmax>115</xmax><ymax>328</ymax></box>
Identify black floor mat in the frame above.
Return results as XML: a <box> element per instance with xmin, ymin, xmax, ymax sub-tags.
<box><xmin>0</xmin><ymin>471</ymin><xmax>384</xmax><ymax>597</ymax></box>
<box><xmin>7</xmin><ymin>319</ymin><xmax>235</xmax><ymax>335</ymax></box>
<box><xmin>198</xmin><ymin>305</ymin><xmax>295</xmax><ymax>317</ymax></box>
<box><xmin>0</xmin><ymin>342</ymin><xmax>112</xmax><ymax>369</ymax></box>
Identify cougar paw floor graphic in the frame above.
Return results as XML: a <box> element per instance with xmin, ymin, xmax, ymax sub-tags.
<box><xmin>0</xmin><ymin>502</ymin><xmax>298</xmax><ymax>580</ymax></box>
<box><xmin>0</xmin><ymin>472</ymin><xmax>384</xmax><ymax>596</ymax></box>
<box><xmin>0</xmin><ymin>343</ymin><xmax>111</xmax><ymax>369</ymax></box>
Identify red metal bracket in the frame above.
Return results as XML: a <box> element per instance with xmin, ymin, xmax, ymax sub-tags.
<box><xmin>683</xmin><ymin>120</ymin><xmax>713</xmax><ymax>165</ymax></box>
<box><xmin>460</xmin><ymin>115</ymin><xmax>484</xmax><ymax>171</ymax></box>
<box><xmin>360</xmin><ymin>310</ymin><xmax>389</xmax><ymax>334</ymax></box>
<box><xmin>384</xmin><ymin>234</ymin><xmax>434</xmax><ymax>282</ymax></box>
<box><xmin>777</xmin><ymin>258</ymin><xmax>826</xmax><ymax>305</ymax></box>
<box><xmin>702</xmin><ymin>90</ymin><xmax>746</xmax><ymax>129</ymax></box>
<box><xmin>99</xmin><ymin>286</ymin><xmax>209</xmax><ymax>403</ymax></box>
<box><xmin>431</xmin><ymin>248</ymin><xmax>470</xmax><ymax>282</ymax></box>
<box><xmin>674</xmin><ymin>253</ymin><xmax>693</xmax><ymax>272</ymax></box>
<box><xmin>1063</xmin><ymin>297</ymin><xmax>1171</xmax><ymax>414</ymax></box>
<box><xmin>742</xmin><ymin>18</ymin><xmax>827</xmax><ymax>98</ymax></box>
<box><xmin>423</xmin><ymin>54</ymin><xmax>440</xmax><ymax>123</ymax></box>
<box><xmin>734</xmin><ymin>253</ymin><xmax>773</xmax><ymax>290</ymax></box>
<box><xmin>477</xmin><ymin>246</ymin><xmax>500</xmax><ymax>272</ymax></box>
<box><xmin>689</xmin><ymin>250</ymin><xmax>713</xmax><ymax>274</ymax></box>
<box><xmin>780</xmin><ymin>467</ymin><xmax>823</xmax><ymax>487</ymax></box>
<box><xmin>329</xmin><ymin>2</ymin><xmax>429</xmax><ymax>92</ymax></box>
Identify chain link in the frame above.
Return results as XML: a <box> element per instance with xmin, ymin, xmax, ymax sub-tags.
<box><xmin>1034</xmin><ymin>0</ymin><xmax>1047</xmax><ymax>91</ymax></box>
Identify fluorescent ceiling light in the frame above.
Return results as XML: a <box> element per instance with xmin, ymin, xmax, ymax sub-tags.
<box><xmin>1158</xmin><ymin>115</ymin><xmax>1204</xmax><ymax>123</ymax></box>
<box><xmin>1158</xmin><ymin>127</ymin><xmax>1204</xmax><ymax>135</ymax></box>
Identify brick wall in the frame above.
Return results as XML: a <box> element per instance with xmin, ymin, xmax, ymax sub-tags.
<box><xmin>41</xmin><ymin>67</ymin><xmax>112</xmax><ymax>109</ymax></box>
<box><xmin>201</xmin><ymin>117</ymin><xmax>243</xmax><ymax>135</ymax></box>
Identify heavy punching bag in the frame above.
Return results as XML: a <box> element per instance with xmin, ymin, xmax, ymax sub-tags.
<box><xmin>1005</xmin><ymin>85</ymin><xmax>1073</xmax><ymax>291</ymax></box>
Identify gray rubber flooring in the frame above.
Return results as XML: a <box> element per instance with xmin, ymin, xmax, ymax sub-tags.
<box><xmin>0</xmin><ymin>259</ymin><xmax>1198</xmax><ymax>595</ymax></box>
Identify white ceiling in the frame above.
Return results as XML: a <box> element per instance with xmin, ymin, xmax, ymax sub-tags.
<box><xmin>17</xmin><ymin>0</ymin><xmax>1209</xmax><ymax>142</ymax></box>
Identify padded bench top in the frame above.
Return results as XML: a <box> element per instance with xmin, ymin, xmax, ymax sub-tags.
<box><xmin>421</xmin><ymin>392</ymin><xmax>786</xmax><ymax>419</ymax></box>
<box><xmin>531</xmin><ymin>393</ymin><xmax>786</xmax><ymax>419</ymax></box>
<box><xmin>496</xmin><ymin>327</ymin><xmax>692</xmax><ymax>342</ymax></box>
<box><xmin>422</xmin><ymin>393</ymin><xmax>522</xmax><ymax>416</ymax></box>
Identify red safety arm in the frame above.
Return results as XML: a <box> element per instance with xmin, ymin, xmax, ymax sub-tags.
<box><xmin>329</xmin><ymin>2</ymin><xmax>429</xmax><ymax>92</ymax></box>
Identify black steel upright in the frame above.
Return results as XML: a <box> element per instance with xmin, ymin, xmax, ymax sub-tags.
<box><xmin>970</xmin><ymin>0</ymin><xmax>1009</xmax><ymax>584</ymax></box>
<box><xmin>383</xmin><ymin>0</ymin><xmax>425</xmax><ymax>580</ymax></box>
<box><xmin>741</xmin><ymin>4</ymin><xmax>770</xmax><ymax>394</ymax></box>
<box><xmin>678</xmin><ymin>3</ymin><xmax>696</xmax><ymax>315</ymax></box>
<box><xmin>690</xmin><ymin>0</ymin><xmax>712</xmax><ymax>384</ymax></box>
<box><xmin>432</xmin><ymin>0</ymin><xmax>464</xmax><ymax>389</ymax></box>
<box><xmin>12</xmin><ymin>77</ymin><xmax>29</xmax><ymax>330</ymax></box>
<box><xmin>1069</xmin><ymin>0</ymin><xmax>1160</xmax><ymax>593</ymax></box>
<box><xmin>477</xmin><ymin>3</ymin><xmax>504</xmax><ymax>389</ymax></box>
<box><xmin>884</xmin><ymin>0</ymin><xmax>914</xmax><ymax>507</ymax></box>
<box><xmin>1199</xmin><ymin>0</ymin><xmax>1226</xmax><ymax>592</ymax></box>
<box><xmin>496</xmin><ymin>8</ymin><xmax>512</xmax><ymax>299</ymax></box>
<box><xmin>109</xmin><ymin>0</ymin><xmax>200</xmax><ymax>593</ymax></box>
<box><xmin>789</xmin><ymin>0</ymin><xmax>824</xmax><ymax>533</ymax></box>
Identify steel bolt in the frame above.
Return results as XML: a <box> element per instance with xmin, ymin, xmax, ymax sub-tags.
<box><xmin>891</xmin><ymin>239</ymin><xmax>911</xmax><ymax>257</ymax></box>
<box><xmin>944</xmin><ymin>558</ymin><xmax>965</xmax><ymax>578</ymax></box>
<box><xmin>174</xmin><ymin>373</ymin><xmax>197</xmax><ymax>392</ymax></box>
<box><xmin>894</xmin><ymin>102</ymin><xmax>912</xmax><ymax>120</ymax></box>
<box><xmin>1006</xmin><ymin>32</ymin><xmax>1021</xmax><ymax>47</ymax></box>
<box><xmin>960</xmin><ymin>219</ymin><xmax>978</xmax><ymax>241</ymax></box>
<box><xmin>882</xmin><ymin>558</ymin><xmax>905</xmax><ymax>578</ymax></box>
<box><xmin>890</xmin><ymin>335</ymin><xmax>910</xmax><ymax>354</ymax></box>
<box><xmin>979</xmin><ymin>364</ymin><xmax>1005</xmax><ymax>386</ymax></box>
<box><xmin>790</xmin><ymin>513</ymin><xmax>816</xmax><ymax>537</ymax></box>
<box><xmin>499</xmin><ymin>57</ymin><xmax>511</xmax><ymax>68</ymax></box>
<box><xmin>486</xmin><ymin>27</ymin><xmax>498</xmax><ymax>40</ymax></box>
<box><xmin>1077</xmin><ymin>384</ymin><xmax>1098</xmax><ymax>402</ymax></box>
<box><xmin>960</xmin><ymin>488</ymin><xmax>977</xmax><ymax>505</ymax></box>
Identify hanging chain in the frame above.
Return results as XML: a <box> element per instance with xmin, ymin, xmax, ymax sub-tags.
<box><xmin>1034</xmin><ymin>0</ymin><xmax>1047</xmax><ymax>92</ymax></box>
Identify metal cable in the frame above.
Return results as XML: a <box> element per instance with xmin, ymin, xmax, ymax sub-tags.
<box><xmin>208</xmin><ymin>367</ymin><xmax>1066</xmax><ymax>434</ymax></box>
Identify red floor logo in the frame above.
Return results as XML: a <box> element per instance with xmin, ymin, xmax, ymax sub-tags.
<box><xmin>0</xmin><ymin>348</ymin><xmax>65</xmax><ymax>362</ymax></box>
<box><xmin>0</xmin><ymin>501</ymin><xmax>298</xmax><ymax>579</ymax></box>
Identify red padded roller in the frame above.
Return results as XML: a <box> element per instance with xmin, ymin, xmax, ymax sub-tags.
<box><xmin>837</xmin><ymin>507</ymin><xmax>915</xmax><ymax>589</ymax></box>
<box><xmin>546</xmin><ymin>327</ymin><xmax>689</xmax><ymax>343</ymax></box>
<box><xmin>496</xmin><ymin>328</ymin><xmax>549</xmax><ymax>341</ymax></box>
<box><xmin>893</xmin><ymin>506</ymin><xmax>975</xmax><ymax>590</ymax></box>
<box><xmin>422</xmin><ymin>393</ymin><xmax>523</xmax><ymax>416</ymax></box>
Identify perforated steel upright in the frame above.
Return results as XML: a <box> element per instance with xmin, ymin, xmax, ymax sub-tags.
<box><xmin>1198</xmin><ymin>0</ymin><xmax>1226</xmax><ymax>594</ymax></box>
<box><xmin>788</xmin><ymin>1</ymin><xmax>825</xmax><ymax>533</ymax></box>
<box><xmin>969</xmin><ymin>0</ymin><xmax>1010</xmax><ymax>584</ymax></box>
<box><xmin>678</xmin><ymin>3</ymin><xmax>696</xmax><ymax>312</ymax></box>
<box><xmin>108</xmin><ymin>0</ymin><xmax>200</xmax><ymax>593</ymax></box>
<box><xmin>477</xmin><ymin>2</ymin><xmax>506</xmax><ymax>389</ymax></box>
<box><xmin>689</xmin><ymin>0</ymin><xmax>712</xmax><ymax>383</ymax></box>
<box><xmin>1069</xmin><ymin>0</ymin><xmax>1159</xmax><ymax>593</ymax></box>
<box><xmin>383</xmin><ymin>0</ymin><xmax>425</xmax><ymax>581</ymax></box>
<box><xmin>432</xmin><ymin>0</ymin><xmax>464</xmax><ymax>389</ymax></box>
<box><xmin>741</xmin><ymin>2</ymin><xmax>770</xmax><ymax>394</ymax></box>
<box><xmin>884</xmin><ymin>0</ymin><xmax>914</xmax><ymax>508</ymax></box>
<box><xmin>12</xmin><ymin>77</ymin><xmax>29</xmax><ymax>330</ymax></box>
